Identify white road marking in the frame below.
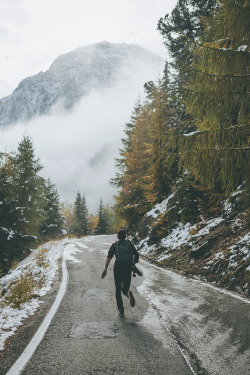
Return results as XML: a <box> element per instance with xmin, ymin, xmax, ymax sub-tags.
<box><xmin>6</xmin><ymin>255</ymin><xmax>68</xmax><ymax>375</ymax></box>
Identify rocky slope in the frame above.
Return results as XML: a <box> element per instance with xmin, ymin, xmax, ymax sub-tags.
<box><xmin>0</xmin><ymin>42</ymin><xmax>163</xmax><ymax>126</ymax></box>
<box><xmin>134</xmin><ymin>183</ymin><xmax>250</xmax><ymax>297</ymax></box>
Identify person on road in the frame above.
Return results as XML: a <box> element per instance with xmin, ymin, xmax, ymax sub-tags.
<box><xmin>102</xmin><ymin>229</ymin><xmax>139</xmax><ymax>316</ymax></box>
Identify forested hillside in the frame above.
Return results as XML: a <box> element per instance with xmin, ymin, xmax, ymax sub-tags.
<box><xmin>112</xmin><ymin>0</ymin><xmax>249</xmax><ymax>296</ymax></box>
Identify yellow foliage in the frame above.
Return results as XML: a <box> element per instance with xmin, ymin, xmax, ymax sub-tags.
<box><xmin>5</xmin><ymin>271</ymin><xmax>36</xmax><ymax>309</ymax></box>
<box><xmin>35</xmin><ymin>247</ymin><xmax>49</xmax><ymax>268</ymax></box>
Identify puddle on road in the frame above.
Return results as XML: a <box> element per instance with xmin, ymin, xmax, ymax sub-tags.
<box><xmin>69</xmin><ymin>321</ymin><xmax>119</xmax><ymax>339</ymax></box>
<box><xmin>83</xmin><ymin>288</ymin><xmax>112</xmax><ymax>301</ymax></box>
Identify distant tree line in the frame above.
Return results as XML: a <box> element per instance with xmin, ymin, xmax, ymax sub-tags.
<box><xmin>112</xmin><ymin>0</ymin><xmax>249</xmax><ymax>233</ymax></box>
<box><xmin>62</xmin><ymin>196</ymin><xmax>124</xmax><ymax>237</ymax></box>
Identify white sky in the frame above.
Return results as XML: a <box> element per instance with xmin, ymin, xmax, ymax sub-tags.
<box><xmin>0</xmin><ymin>0</ymin><xmax>178</xmax><ymax>212</ymax></box>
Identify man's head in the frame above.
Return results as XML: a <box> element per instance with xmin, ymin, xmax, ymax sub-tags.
<box><xmin>117</xmin><ymin>229</ymin><xmax>126</xmax><ymax>240</ymax></box>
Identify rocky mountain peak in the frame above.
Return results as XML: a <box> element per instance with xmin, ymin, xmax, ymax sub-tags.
<box><xmin>0</xmin><ymin>42</ymin><xmax>163</xmax><ymax>126</ymax></box>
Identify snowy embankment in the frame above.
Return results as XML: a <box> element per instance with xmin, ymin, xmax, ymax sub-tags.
<box><xmin>0</xmin><ymin>238</ymin><xmax>80</xmax><ymax>352</ymax></box>
<box><xmin>136</xmin><ymin>187</ymin><xmax>250</xmax><ymax>297</ymax></box>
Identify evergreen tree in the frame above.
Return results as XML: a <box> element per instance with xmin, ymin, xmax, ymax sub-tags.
<box><xmin>113</xmin><ymin>105</ymin><xmax>152</xmax><ymax>230</ymax></box>
<box><xmin>80</xmin><ymin>194</ymin><xmax>89</xmax><ymax>235</ymax></box>
<box><xmin>111</xmin><ymin>98</ymin><xmax>143</xmax><ymax>188</ymax></box>
<box><xmin>143</xmin><ymin>79</ymin><xmax>175</xmax><ymax>204</ymax></box>
<box><xmin>72</xmin><ymin>192</ymin><xmax>89</xmax><ymax>236</ymax></box>
<box><xmin>179</xmin><ymin>0</ymin><xmax>249</xmax><ymax>191</ymax></box>
<box><xmin>40</xmin><ymin>179</ymin><xmax>64</xmax><ymax>239</ymax></box>
<box><xmin>158</xmin><ymin>0</ymin><xmax>217</xmax><ymax>133</ymax></box>
<box><xmin>0</xmin><ymin>153</ymin><xmax>21</xmax><ymax>270</ymax></box>
<box><xmin>158</xmin><ymin>0</ymin><xmax>217</xmax><ymax>74</ymax></box>
<box><xmin>13</xmin><ymin>136</ymin><xmax>46</xmax><ymax>239</ymax></box>
<box><xmin>73</xmin><ymin>192</ymin><xmax>82</xmax><ymax>236</ymax></box>
<box><xmin>0</xmin><ymin>136</ymin><xmax>63</xmax><ymax>273</ymax></box>
<box><xmin>95</xmin><ymin>199</ymin><xmax>108</xmax><ymax>234</ymax></box>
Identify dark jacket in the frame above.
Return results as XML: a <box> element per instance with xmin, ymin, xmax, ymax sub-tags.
<box><xmin>107</xmin><ymin>239</ymin><xmax>139</xmax><ymax>270</ymax></box>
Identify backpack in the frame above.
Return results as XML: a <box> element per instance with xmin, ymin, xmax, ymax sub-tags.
<box><xmin>116</xmin><ymin>240</ymin><xmax>133</xmax><ymax>265</ymax></box>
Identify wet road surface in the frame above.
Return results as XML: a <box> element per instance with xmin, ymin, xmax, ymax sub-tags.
<box><xmin>2</xmin><ymin>235</ymin><xmax>249</xmax><ymax>375</ymax></box>
<box><xmin>4</xmin><ymin>235</ymin><xmax>193</xmax><ymax>375</ymax></box>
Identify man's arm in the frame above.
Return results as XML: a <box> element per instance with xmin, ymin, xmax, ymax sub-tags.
<box><xmin>101</xmin><ymin>242</ymin><xmax>116</xmax><ymax>279</ymax></box>
<box><xmin>102</xmin><ymin>257</ymin><xmax>111</xmax><ymax>279</ymax></box>
<box><xmin>131</xmin><ymin>242</ymin><xmax>139</xmax><ymax>264</ymax></box>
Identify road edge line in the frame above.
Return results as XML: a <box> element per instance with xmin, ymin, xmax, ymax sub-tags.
<box><xmin>6</xmin><ymin>255</ymin><xmax>68</xmax><ymax>375</ymax></box>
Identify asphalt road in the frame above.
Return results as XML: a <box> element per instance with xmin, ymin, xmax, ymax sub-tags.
<box><xmin>2</xmin><ymin>235</ymin><xmax>193</xmax><ymax>375</ymax></box>
<box><xmin>1</xmin><ymin>235</ymin><xmax>249</xmax><ymax>375</ymax></box>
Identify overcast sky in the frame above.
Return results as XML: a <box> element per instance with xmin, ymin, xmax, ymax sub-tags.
<box><xmin>0</xmin><ymin>0</ymin><xmax>178</xmax><ymax>212</ymax></box>
<box><xmin>0</xmin><ymin>0</ymin><xmax>177</xmax><ymax>98</ymax></box>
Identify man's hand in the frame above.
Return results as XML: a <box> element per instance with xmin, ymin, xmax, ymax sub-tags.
<box><xmin>102</xmin><ymin>268</ymin><xmax>107</xmax><ymax>279</ymax></box>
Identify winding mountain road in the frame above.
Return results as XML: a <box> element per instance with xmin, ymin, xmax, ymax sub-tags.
<box><xmin>1</xmin><ymin>235</ymin><xmax>249</xmax><ymax>375</ymax></box>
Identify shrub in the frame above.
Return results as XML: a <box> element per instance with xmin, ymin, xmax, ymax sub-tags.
<box><xmin>5</xmin><ymin>271</ymin><xmax>36</xmax><ymax>309</ymax></box>
<box><xmin>35</xmin><ymin>247</ymin><xmax>49</xmax><ymax>268</ymax></box>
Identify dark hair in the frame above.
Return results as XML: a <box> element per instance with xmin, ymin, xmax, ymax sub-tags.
<box><xmin>117</xmin><ymin>229</ymin><xmax>126</xmax><ymax>240</ymax></box>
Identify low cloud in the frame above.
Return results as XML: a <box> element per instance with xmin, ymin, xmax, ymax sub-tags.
<box><xmin>0</xmin><ymin>61</ymin><xmax>163</xmax><ymax>212</ymax></box>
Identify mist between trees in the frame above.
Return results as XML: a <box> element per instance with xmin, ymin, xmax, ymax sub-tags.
<box><xmin>0</xmin><ymin>136</ymin><xmax>123</xmax><ymax>275</ymax></box>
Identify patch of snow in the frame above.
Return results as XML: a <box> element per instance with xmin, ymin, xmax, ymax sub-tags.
<box><xmin>183</xmin><ymin>131</ymin><xmax>201</xmax><ymax>137</ymax></box>
<box><xmin>156</xmin><ymin>252</ymin><xmax>172</xmax><ymax>262</ymax></box>
<box><xmin>193</xmin><ymin>217</ymin><xmax>224</xmax><ymax>237</ymax></box>
<box><xmin>229</xmin><ymin>233</ymin><xmax>250</xmax><ymax>267</ymax></box>
<box><xmin>146</xmin><ymin>193</ymin><xmax>174</xmax><ymax>219</ymax></box>
<box><xmin>206</xmin><ymin>252</ymin><xmax>225</xmax><ymax>266</ymax></box>
<box><xmin>237</xmin><ymin>45</ymin><xmax>248</xmax><ymax>51</ymax></box>
<box><xmin>63</xmin><ymin>243</ymin><xmax>82</xmax><ymax>264</ymax></box>
<box><xmin>0</xmin><ymin>238</ymin><xmax>82</xmax><ymax>351</ymax></box>
<box><xmin>232</xmin><ymin>190</ymin><xmax>243</xmax><ymax>197</ymax></box>
<box><xmin>161</xmin><ymin>223</ymin><xmax>192</xmax><ymax>250</ymax></box>
<box><xmin>223</xmin><ymin>199</ymin><xmax>233</xmax><ymax>214</ymax></box>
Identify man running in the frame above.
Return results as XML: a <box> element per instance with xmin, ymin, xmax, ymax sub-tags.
<box><xmin>102</xmin><ymin>229</ymin><xmax>139</xmax><ymax>316</ymax></box>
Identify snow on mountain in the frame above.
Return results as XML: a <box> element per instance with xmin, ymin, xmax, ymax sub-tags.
<box><xmin>0</xmin><ymin>42</ymin><xmax>164</xmax><ymax>126</ymax></box>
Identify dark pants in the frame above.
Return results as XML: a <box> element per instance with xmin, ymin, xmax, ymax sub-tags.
<box><xmin>114</xmin><ymin>265</ymin><xmax>131</xmax><ymax>310</ymax></box>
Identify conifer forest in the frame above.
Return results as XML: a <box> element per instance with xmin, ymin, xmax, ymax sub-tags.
<box><xmin>0</xmin><ymin>0</ymin><xmax>249</xmax><ymax>294</ymax></box>
<box><xmin>111</xmin><ymin>0</ymin><xmax>249</xmax><ymax>294</ymax></box>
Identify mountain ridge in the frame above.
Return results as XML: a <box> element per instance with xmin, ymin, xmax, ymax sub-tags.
<box><xmin>0</xmin><ymin>42</ymin><xmax>163</xmax><ymax>126</ymax></box>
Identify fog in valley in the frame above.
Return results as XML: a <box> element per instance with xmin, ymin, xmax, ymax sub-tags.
<box><xmin>0</xmin><ymin>58</ymin><xmax>163</xmax><ymax>212</ymax></box>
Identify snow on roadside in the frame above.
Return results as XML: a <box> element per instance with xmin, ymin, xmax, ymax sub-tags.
<box><xmin>0</xmin><ymin>238</ymin><xmax>81</xmax><ymax>351</ymax></box>
<box><xmin>138</xmin><ymin>216</ymin><xmax>225</xmax><ymax>262</ymax></box>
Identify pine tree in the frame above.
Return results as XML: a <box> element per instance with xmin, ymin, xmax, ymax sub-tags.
<box><xmin>72</xmin><ymin>192</ymin><xmax>89</xmax><ymax>236</ymax></box>
<box><xmin>95</xmin><ymin>199</ymin><xmax>108</xmax><ymax>234</ymax></box>
<box><xmin>179</xmin><ymin>0</ymin><xmax>249</xmax><ymax>191</ymax></box>
<box><xmin>73</xmin><ymin>192</ymin><xmax>83</xmax><ymax>236</ymax></box>
<box><xmin>0</xmin><ymin>136</ymin><xmax>63</xmax><ymax>273</ymax></box>
<box><xmin>0</xmin><ymin>153</ymin><xmax>21</xmax><ymax>270</ymax></box>
<box><xmin>143</xmin><ymin>78</ymin><xmax>175</xmax><ymax>204</ymax></box>
<box><xmin>114</xmin><ymin>104</ymin><xmax>152</xmax><ymax>230</ymax></box>
<box><xmin>111</xmin><ymin>98</ymin><xmax>143</xmax><ymax>188</ymax></box>
<box><xmin>40</xmin><ymin>179</ymin><xmax>64</xmax><ymax>239</ymax></box>
<box><xmin>13</xmin><ymin>136</ymin><xmax>46</xmax><ymax>239</ymax></box>
<box><xmin>80</xmin><ymin>194</ymin><xmax>89</xmax><ymax>235</ymax></box>
<box><xmin>158</xmin><ymin>0</ymin><xmax>217</xmax><ymax>134</ymax></box>
<box><xmin>158</xmin><ymin>0</ymin><xmax>217</xmax><ymax>73</ymax></box>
